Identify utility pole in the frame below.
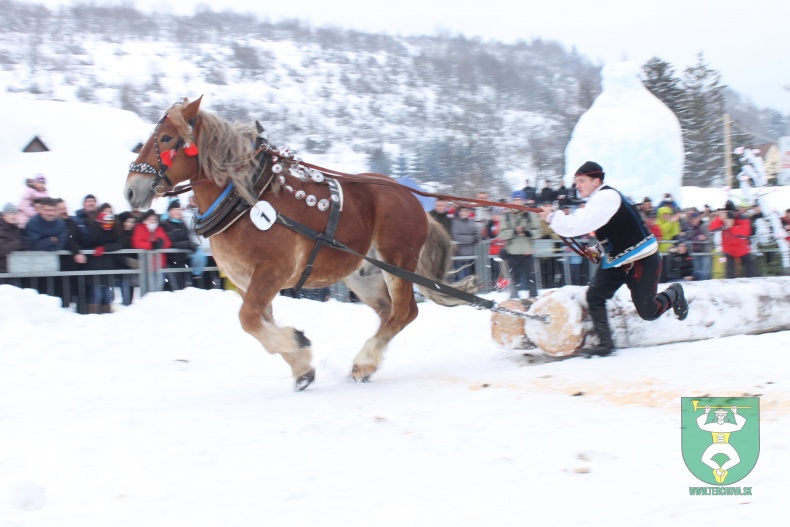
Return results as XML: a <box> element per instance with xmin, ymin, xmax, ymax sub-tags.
<box><xmin>724</xmin><ymin>114</ymin><xmax>733</xmax><ymax>188</ymax></box>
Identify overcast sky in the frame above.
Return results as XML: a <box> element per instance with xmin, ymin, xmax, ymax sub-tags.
<box><xmin>39</xmin><ymin>0</ymin><xmax>790</xmax><ymax>114</ymax></box>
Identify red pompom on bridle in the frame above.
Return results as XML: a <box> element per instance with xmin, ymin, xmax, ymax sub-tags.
<box><xmin>183</xmin><ymin>142</ymin><xmax>199</xmax><ymax>157</ymax></box>
<box><xmin>160</xmin><ymin>148</ymin><xmax>176</xmax><ymax>167</ymax></box>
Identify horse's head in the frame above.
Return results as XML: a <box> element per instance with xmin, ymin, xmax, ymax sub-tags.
<box><xmin>125</xmin><ymin>96</ymin><xmax>203</xmax><ymax>209</ymax></box>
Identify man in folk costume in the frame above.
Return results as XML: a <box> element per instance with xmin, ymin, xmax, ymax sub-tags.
<box><xmin>538</xmin><ymin>162</ymin><xmax>689</xmax><ymax>357</ymax></box>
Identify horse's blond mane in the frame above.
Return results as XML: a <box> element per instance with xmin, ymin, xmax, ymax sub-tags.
<box><xmin>169</xmin><ymin>103</ymin><xmax>262</xmax><ymax>204</ymax></box>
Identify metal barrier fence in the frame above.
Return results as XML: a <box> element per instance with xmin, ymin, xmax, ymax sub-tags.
<box><xmin>449</xmin><ymin>239</ymin><xmax>596</xmax><ymax>292</ymax></box>
<box><xmin>449</xmin><ymin>238</ymin><xmax>787</xmax><ymax>291</ymax></box>
<box><xmin>1</xmin><ymin>240</ymin><xmax>785</xmax><ymax>311</ymax></box>
<box><xmin>0</xmin><ymin>249</ymin><xmax>221</xmax><ymax>313</ymax></box>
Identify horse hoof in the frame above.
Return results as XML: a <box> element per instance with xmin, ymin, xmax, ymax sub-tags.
<box><xmin>350</xmin><ymin>364</ymin><xmax>376</xmax><ymax>382</ymax></box>
<box><xmin>295</xmin><ymin>369</ymin><xmax>315</xmax><ymax>391</ymax></box>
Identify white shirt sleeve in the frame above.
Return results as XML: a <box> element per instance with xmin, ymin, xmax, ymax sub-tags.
<box><xmin>548</xmin><ymin>188</ymin><xmax>621</xmax><ymax>237</ymax></box>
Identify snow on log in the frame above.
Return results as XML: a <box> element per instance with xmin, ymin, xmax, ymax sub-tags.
<box><xmin>491</xmin><ymin>277</ymin><xmax>790</xmax><ymax>357</ymax></box>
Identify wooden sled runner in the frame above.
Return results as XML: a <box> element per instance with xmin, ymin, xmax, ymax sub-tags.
<box><xmin>492</xmin><ymin>277</ymin><xmax>790</xmax><ymax>357</ymax></box>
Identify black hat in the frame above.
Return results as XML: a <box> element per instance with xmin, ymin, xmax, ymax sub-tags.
<box><xmin>140</xmin><ymin>209</ymin><xmax>158</xmax><ymax>222</ymax></box>
<box><xmin>167</xmin><ymin>199</ymin><xmax>181</xmax><ymax>211</ymax></box>
<box><xmin>118</xmin><ymin>211</ymin><xmax>132</xmax><ymax>222</ymax></box>
<box><xmin>575</xmin><ymin>161</ymin><xmax>605</xmax><ymax>180</ymax></box>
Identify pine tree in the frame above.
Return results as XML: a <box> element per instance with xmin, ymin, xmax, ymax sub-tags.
<box><xmin>391</xmin><ymin>153</ymin><xmax>418</xmax><ymax>180</ymax></box>
<box><xmin>367</xmin><ymin>145</ymin><xmax>392</xmax><ymax>175</ymax></box>
<box><xmin>641</xmin><ymin>57</ymin><xmax>684</xmax><ymax>118</ymax></box>
<box><xmin>765</xmin><ymin>110</ymin><xmax>788</xmax><ymax>139</ymax></box>
<box><xmin>679</xmin><ymin>53</ymin><xmax>727</xmax><ymax>187</ymax></box>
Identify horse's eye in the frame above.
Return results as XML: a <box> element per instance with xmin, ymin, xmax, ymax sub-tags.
<box><xmin>161</xmin><ymin>135</ymin><xmax>173</xmax><ymax>143</ymax></box>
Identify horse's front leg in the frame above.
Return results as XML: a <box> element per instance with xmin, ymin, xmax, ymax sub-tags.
<box><xmin>238</xmin><ymin>278</ymin><xmax>315</xmax><ymax>391</ymax></box>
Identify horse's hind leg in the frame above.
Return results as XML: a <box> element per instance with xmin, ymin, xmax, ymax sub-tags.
<box><xmin>350</xmin><ymin>273</ymin><xmax>418</xmax><ymax>381</ymax></box>
<box><xmin>238</xmin><ymin>281</ymin><xmax>315</xmax><ymax>390</ymax></box>
<box><xmin>343</xmin><ymin>256</ymin><xmax>392</xmax><ymax>321</ymax></box>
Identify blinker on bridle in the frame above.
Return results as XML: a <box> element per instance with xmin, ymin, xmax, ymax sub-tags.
<box><xmin>128</xmin><ymin>112</ymin><xmax>200</xmax><ymax>197</ymax></box>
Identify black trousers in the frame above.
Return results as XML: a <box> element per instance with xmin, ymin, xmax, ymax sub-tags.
<box><xmin>725</xmin><ymin>253</ymin><xmax>757</xmax><ymax>278</ymax></box>
<box><xmin>507</xmin><ymin>254</ymin><xmax>538</xmax><ymax>297</ymax></box>
<box><xmin>586</xmin><ymin>252</ymin><xmax>668</xmax><ymax>347</ymax></box>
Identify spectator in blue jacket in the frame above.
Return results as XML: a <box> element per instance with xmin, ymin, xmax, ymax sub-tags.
<box><xmin>72</xmin><ymin>194</ymin><xmax>98</xmax><ymax>247</ymax></box>
<box><xmin>23</xmin><ymin>198</ymin><xmax>67</xmax><ymax>251</ymax></box>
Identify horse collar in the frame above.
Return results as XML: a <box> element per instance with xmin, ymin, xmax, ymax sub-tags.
<box><xmin>192</xmin><ymin>143</ymin><xmax>276</xmax><ymax>237</ymax></box>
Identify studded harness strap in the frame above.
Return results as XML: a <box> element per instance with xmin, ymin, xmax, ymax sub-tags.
<box><xmin>292</xmin><ymin>178</ymin><xmax>342</xmax><ymax>292</ymax></box>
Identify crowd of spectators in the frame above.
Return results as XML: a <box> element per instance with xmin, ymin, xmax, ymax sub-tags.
<box><xmin>3</xmin><ymin>174</ymin><xmax>789</xmax><ymax>309</ymax></box>
<box><xmin>434</xmin><ymin>180</ymin><xmax>790</xmax><ymax>299</ymax></box>
<box><xmin>1</xmin><ymin>175</ymin><xmax>217</xmax><ymax>314</ymax></box>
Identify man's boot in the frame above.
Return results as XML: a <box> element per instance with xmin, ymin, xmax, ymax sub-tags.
<box><xmin>584</xmin><ymin>304</ymin><xmax>615</xmax><ymax>358</ymax></box>
<box><xmin>87</xmin><ymin>304</ymin><xmax>99</xmax><ymax>314</ymax></box>
<box><xmin>662</xmin><ymin>283</ymin><xmax>689</xmax><ymax>321</ymax></box>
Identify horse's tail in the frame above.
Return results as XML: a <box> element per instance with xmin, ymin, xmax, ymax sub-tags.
<box><xmin>415</xmin><ymin>214</ymin><xmax>478</xmax><ymax>307</ymax></box>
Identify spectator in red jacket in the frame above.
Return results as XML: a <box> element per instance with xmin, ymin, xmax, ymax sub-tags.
<box><xmin>483</xmin><ymin>207</ymin><xmax>506</xmax><ymax>290</ymax></box>
<box><xmin>782</xmin><ymin>208</ymin><xmax>790</xmax><ymax>242</ymax></box>
<box><xmin>643</xmin><ymin>212</ymin><xmax>662</xmax><ymax>241</ymax></box>
<box><xmin>708</xmin><ymin>201</ymin><xmax>757</xmax><ymax>278</ymax></box>
<box><xmin>131</xmin><ymin>209</ymin><xmax>172</xmax><ymax>272</ymax></box>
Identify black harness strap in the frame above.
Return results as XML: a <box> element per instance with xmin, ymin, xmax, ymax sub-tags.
<box><xmin>274</xmin><ymin>212</ymin><xmax>548</xmax><ymax>322</ymax></box>
<box><xmin>194</xmin><ymin>148</ymin><xmax>272</xmax><ymax>237</ymax></box>
<box><xmin>293</xmin><ymin>178</ymin><xmax>342</xmax><ymax>293</ymax></box>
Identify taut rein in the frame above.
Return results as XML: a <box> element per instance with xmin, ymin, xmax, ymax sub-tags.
<box><xmin>294</xmin><ymin>158</ymin><xmax>600</xmax><ymax>264</ymax></box>
<box><xmin>143</xmin><ymin>139</ymin><xmax>598</xmax><ymax>264</ymax></box>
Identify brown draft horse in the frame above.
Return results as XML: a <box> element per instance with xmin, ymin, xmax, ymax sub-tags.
<box><xmin>125</xmin><ymin>97</ymin><xmax>476</xmax><ymax>390</ymax></box>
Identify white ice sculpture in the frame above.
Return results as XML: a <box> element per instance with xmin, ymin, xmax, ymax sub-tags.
<box><xmin>734</xmin><ymin>147</ymin><xmax>789</xmax><ymax>269</ymax></box>
<box><xmin>565</xmin><ymin>61</ymin><xmax>684</xmax><ymax>205</ymax></box>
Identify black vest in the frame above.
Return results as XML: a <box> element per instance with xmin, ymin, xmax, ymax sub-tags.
<box><xmin>594</xmin><ymin>185</ymin><xmax>656</xmax><ymax>268</ymax></box>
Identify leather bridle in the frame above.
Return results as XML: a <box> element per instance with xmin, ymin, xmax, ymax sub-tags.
<box><xmin>128</xmin><ymin>111</ymin><xmax>202</xmax><ymax>201</ymax></box>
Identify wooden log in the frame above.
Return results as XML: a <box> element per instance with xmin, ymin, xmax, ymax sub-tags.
<box><xmin>521</xmin><ymin>289</ymin><xmax>587</xmax><ymax>356</ymax></box>
<box><xmin>492</xmin><ymin>277</ymin><xmax>790</xmax><ymax>357</ymax></box>
<box><xmin>490</xmin><ymin>299</ymin><xmax>532</xmax><ymax>349</ymax></box>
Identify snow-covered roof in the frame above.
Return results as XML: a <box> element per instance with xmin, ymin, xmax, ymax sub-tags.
<box><xmin>0</xmin><ymin>95</ymin><xmax>153</xmax><ymax>214</ymax></box>
<box><xmin>0</xmin><ymin>95</ymin><xmax>150</xmax><ymax>155</ymax></box>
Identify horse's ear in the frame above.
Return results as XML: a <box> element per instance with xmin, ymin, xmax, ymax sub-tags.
<box><xmin>182</xmin><ymin>95</ymin><xmax>203</xmax><ymax>121</ymax></box>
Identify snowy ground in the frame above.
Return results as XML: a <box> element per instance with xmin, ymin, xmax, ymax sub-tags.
<box><xmin>0</xmin><ymin>284</ymin><xmax>787</xmax><ymax>526</ymax></box>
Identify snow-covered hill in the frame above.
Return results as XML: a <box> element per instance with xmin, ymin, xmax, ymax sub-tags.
<box><xmin>0</xmin><ymin>2</ymin><xmax>605</xmax><ymax>196</ymax></box>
